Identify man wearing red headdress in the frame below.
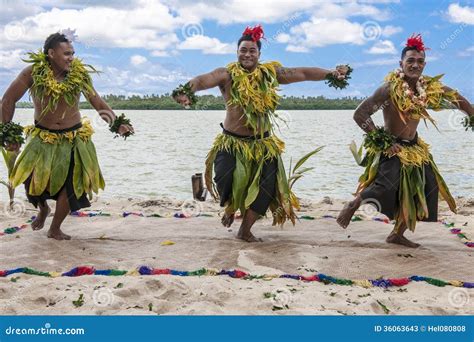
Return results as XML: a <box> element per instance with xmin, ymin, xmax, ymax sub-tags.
<box><xmin>173</xmin><ymin>25</ymin><xmax>351</xmax><ymax>242</ymax></box>
<box><xmin>337</xmin><ymin>34</ymin><xmax>473</xmax><ymax>247</ymax></box>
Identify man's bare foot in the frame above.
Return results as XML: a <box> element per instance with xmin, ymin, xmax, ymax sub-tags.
<box><xmin>237</xmin><ymin>233</ymin><xmax>263</xmax><ymax>242</ymax></box>
<box><xmin>31</xmin><ymin>206</ymin><xmax>51</xmax><ymax>231</ymax></box>
<box><xmin>337</xmin><ymin>200</ymin><xmax>359</xmax><ymax>229</ymax></box>
<box><xmin>386</xmin><ymin>232</ymin><xmax>420</xmax><ymax>248</ymax></box>
<box><xmin>47</xmin><ymin>230</ymin><xmax>71</xmax><ymax>240</ymax></box>
<box><xmin>221</xmin><ymin>212</ymin><xmax>235</xmax><ymax>227</ymax></box>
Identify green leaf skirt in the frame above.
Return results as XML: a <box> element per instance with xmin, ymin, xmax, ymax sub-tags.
<box><xmin>205</xmin><ymin>133</ymin><xmax>299</xmax><ymax>226</ymax></box>
<box><xmin>10</xmin><ymin>119</ymin><xmax>104</xmax><ymax>200</ymax></box>
<box><xmin>354</xmin><ymin>136</ymin><xmax>456</xmax><ymax>232</ymax></box>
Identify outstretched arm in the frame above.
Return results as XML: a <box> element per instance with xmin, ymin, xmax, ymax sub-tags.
<box><xmin>174</xmin><ymin>68</ymin><xmax>229</xmax><ymax>106</ymax></box>
<box><xmin>85</xmin><ymin>86</ymin><xmax>134</xmax><ymax>136</ymax></box>
<box><xmin>276</xmin><ymin>65</ymin><xmax>348</xmax><ymax>85</ymax></box>
<box><xmin>443</xmin><ymin>86</ymin><xmax>473</xmax><ymax>116</ymax></box>
<box><xmin>1</xmin><ymin>66</ymin><xmax>32</xmax><ymax>124</ymax></box>
<box><xmin>1</xmin><ymin>66</ymin><xmax>32</xmax><ymax>151</ymax></box>
<box><xmin>354</xmin><ymin>83</ymin><xmax>390</xmax><ymax>133</ymax></box>
<box><xmin>188</xmin><ymin>68</ymin><xmax>229</xmax><ymax>92</ymax></box>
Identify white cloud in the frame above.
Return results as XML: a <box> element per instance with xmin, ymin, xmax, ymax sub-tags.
<box><xmin>310</xmin><ymin>1</ymin><xmax>392</xmax><ymax>20</ymax></box>
<box><xmin>458</xmin><ymin>46</ymin><xmax>474</xmax><ymax>57</ymax></box>
<box><xmin>165</xmin><ymin>0</ymin><xmax>315</xmax><ymax>25</ymax></box>
<box><xmin>367</xmin><ymin>40</ymin><xmax>397</xmax><ymax>54</ymax></box>
<box><xmin>273</xmin><ymin>1</ymin><xmax>402</xmax><ymax>52</ymax></box>
<box><xmin>357</xmin><ymin>54</ymin><xmax>439</xmax><ymax>68</ymax></box>
<box><xmin>0</xmin><ymin>1</ymin><xmax>183</xmax><ymax>52</ymax></box>
<box><xmin>91</xmin><ymin>63</ymin><xmax>189</xmax><ymax>96</ymax></box>
<box><xmin>165</xmin><ymin>0</ymin><xmax>395</xmax><ymax>26</ymax></box>
<box><xmin>447</xmin><ymin>3</ymin><xmax>474</xmax><ymax>25</ymax></box>
<box><xmin>0</xmin><ymin>2</ymin><xmax>44</xmax><ymax>24</ymax></box>
<box><xmin>0</xmin><ymin>0</ymin><xmax>403</xmax><ymax>57</ymax></box>
<box><xmin>355</xmin><ymin>57</ymin><xmax>399</xmax><ymax>67</ymax></box>
<box><xmin>381</xmin><ymin>25</ymin><xmax>403</xmax><ymax>37</ymax></box>
<box><xmin>178</xmin><ymin>35</ymin><xmax>234</xmax><ymax>54</ymax></box>
<box><xmin>130</xmin><ymin>55</ymin><xmax>148</xmax><ymax>66</ymax></box>
<box><xmin>151</xmin><ymin>50</ymin><xmax>171</xmax><ymax>57</ymax></box>
<box><xmin>0</xmin><ymin>49</ymin><xmax>28</xmax><ymax>70</ymax></box>
<box><xmin>289</xmin><ymin>18</ymin><xmax>366</xmax><ymax>47</ymax></box>
<box><xmin>286</xmin><ymin>45</ymin><xmax>310</xmax><ymax>53</ymax></box>
<box><xmin>276</xmin><ymin>33</ymin><xmax>291</xmax><ymax>43</ymax></box>
<box><xmin>279</xmin><ymin>17</ymin><xmax>399</xmax><ymax>50</ymax></box>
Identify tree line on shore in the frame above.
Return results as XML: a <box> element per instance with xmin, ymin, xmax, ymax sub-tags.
<box><xmin>17</xmin><ymin>94</ymin><xmax>364</xmax><ymax>110</ymax></box>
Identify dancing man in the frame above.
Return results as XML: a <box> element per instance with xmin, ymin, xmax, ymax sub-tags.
<box><xmin>173</xmin><ymin>25</ymin><xmax>351</xmax><ymax>242</ymax></box>
<box><xmin>337</xmin><ymin>34</ymin><xmax>473</xmax><ymax>247</ymax></box>
<box><xmin>1</xmin><ymin>32</ymin><xmax>134</xmax><ymax>240</ymax></box>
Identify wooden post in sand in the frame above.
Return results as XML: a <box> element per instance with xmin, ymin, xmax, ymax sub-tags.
<box><xmin>191</xmin><ymin>173</ymin><xmax>207</xmax><ymax>201</ymax></box>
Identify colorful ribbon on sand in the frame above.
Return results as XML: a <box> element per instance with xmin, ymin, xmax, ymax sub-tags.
<box><xmin>440</xmin><ymin>220</ymin><xmax>474</xmax><ymax>248</ymax></box>
<box><xmin>1</xmin><ymin>265</ymin><xmax>472</xmax><ymax>289</ymax></box>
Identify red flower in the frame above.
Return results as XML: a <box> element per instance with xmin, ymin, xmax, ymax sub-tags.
<box><xmin>406</xmin><ymin>33</ymin><xmax>429</xmax><ymax>52</ymax></box>
<box><xmin>242</xmin><ymin>24</ymin><xmax>265</xmax><ymax>42</ymax></box>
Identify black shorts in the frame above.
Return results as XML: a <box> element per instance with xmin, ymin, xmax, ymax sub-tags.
<box><xmin>360</xmin><ymin>137</ymin><xmax>438</xmax><ymax>222</ymax></box>
<box><xmin>213</xmin><ymin>149</ymin><xmax>277</xmax><ymax>216</ymax></box>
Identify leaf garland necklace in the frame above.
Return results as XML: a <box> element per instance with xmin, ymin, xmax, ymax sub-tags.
<box><xmin>226</xmin><ymin>61</ymin><xmax>282</xmax><ymax>136</ymax></box>
<box><xmin>385</xmin><ymin>69</ymin><xmax>458</xmax><ymax>127</ymax></box>
<box><xmin>24</xmin><ymin>50</ymin><xmax>97</xmax><ymax>119</ymax></box>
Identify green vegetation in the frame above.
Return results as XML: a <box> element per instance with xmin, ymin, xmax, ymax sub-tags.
<box><xmin>17</xmin><ymin>94</ymin><xmax>364</xmax><ymax>110</ymax></box>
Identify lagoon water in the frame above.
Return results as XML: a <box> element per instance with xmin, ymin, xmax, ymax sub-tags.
<box><xmin>1</xmin><ymin>109</ymin><xmax>472</xmax><ymax>201</ymax></box>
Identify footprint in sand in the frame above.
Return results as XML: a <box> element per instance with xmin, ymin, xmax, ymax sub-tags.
<box><xmin>144</xmin><ymin>279</ymin><xmax>164</xmax><ymax>291</ymax></box>
<box><xmin>237</xmin><ymin>250</ymin><xmax>282</xmax><ymax>274</ymax></box>
<box><xmin>114</xmin><ymin>288</ymin><xmax>141</xmax><ymax>298</ymax></box>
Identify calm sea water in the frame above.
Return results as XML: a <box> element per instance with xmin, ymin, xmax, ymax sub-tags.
<box><xmin>1</xmin><ymin>109</ymin><xmax>472</xmax><ymax>201</ymax></box>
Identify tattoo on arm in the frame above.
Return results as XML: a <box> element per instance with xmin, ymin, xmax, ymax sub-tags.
<box><xmin>279</xmin><ymin>68</ymin><xmax>297</xmax><ymax>76</ymax></box>
<box><xmin>354</xmin><ymin>100</ymin><xmax>378</xmax><ymax>132</ymax></box>
<box><xmin>354</xmin><ymin>84</ymin><xmax>390</xmax><ymax>132</ymax></box>
<box><xmin>276</xmin><ymin>67</ymin><xmax>301</xmax><ymax>84</ymax></box>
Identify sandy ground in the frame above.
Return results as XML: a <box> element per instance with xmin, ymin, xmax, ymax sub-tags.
<box><xmin>0</xmin><ymin>196</ymin><xmax>473</xmax><ymax>315</ymax></box>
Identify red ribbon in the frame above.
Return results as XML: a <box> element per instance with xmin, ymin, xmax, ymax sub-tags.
<box><xmin>152</xmin><ymin>268</ymin><xmax>171</xmax><ymax>275</ymax></box>
<box><xmin>75</xmin><ymin>266</ymin><xmax>95</xmax><ymax>276</ymax></box>
<box><xmin>388</xmin><ymin>278</ymin><xmax>410</xmax><ymax>286</ymax></box>
<box><xmin>232</xmin><ymin>270</ymin><xmax>248</xmax><ymax>278</ymax></box>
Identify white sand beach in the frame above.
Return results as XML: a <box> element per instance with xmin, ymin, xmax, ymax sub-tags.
<box><xmin>1</xmin><ymin>196</ymin><xmax>473</xmax><ymax>315</ymax></box>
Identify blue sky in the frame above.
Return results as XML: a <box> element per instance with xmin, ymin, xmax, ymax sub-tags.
<box><xmin>0</xmin><ymin>0</ymin><xmax>473</xmax><ymax>100</ymax></box>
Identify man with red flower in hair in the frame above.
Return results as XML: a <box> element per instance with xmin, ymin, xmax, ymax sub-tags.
<box><xmin>173</xmin><ymin>25</ymin><xmax>351</xmax><ymax>242</ymax></box>
<box><xmin>337</xmin><ymin>34</ymin><xmax>473</xmax><ymax>247</ymax></box>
